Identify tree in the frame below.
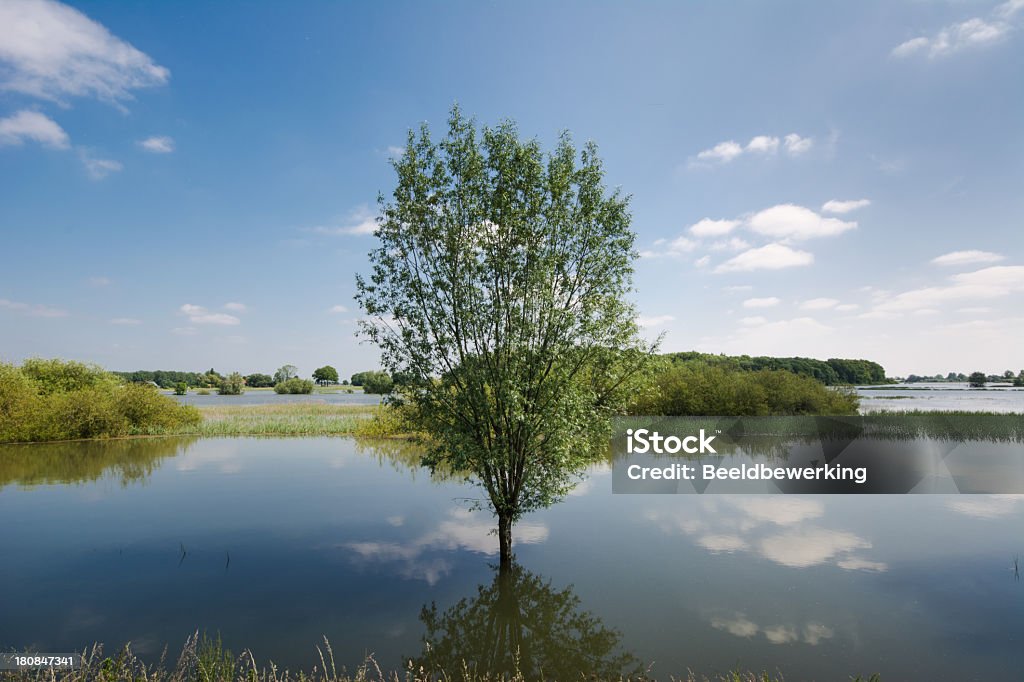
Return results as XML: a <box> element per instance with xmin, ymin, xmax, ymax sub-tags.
<box><xmin>312</xmin><ymin>365</ymin><xmax>339</xmax><ymax>386</ymax></box>
<box><xmin>361</xmin><ymin>370</ymin><xmax>394</xmax><ymax>394</ymax></box>
<box><xmin>173</xmin><ymin>381</ymin><xmax>188</xmax><ymax>395</ymax></box>
<box><xmin>356</xmin><ymin>107</ymin><xmax>647</xmax><ymax>565</ymax></box>
<box><xmin>274</xmin><ymin>365</ymin><xmax>298</xmax><ymax>384</ymax></box>
<box><xmin>412</xmin><ymin>562</ymin><xmax>639</xmax><ymax>680</ymax></box>
<box><xmin>243</xmin><ymin>373</ymin><xmax>273</xmax><ymax>388</ymax></box>
<box><xmin>968</xmin><ymin>371</ymin><xmax>987</xmax><ymax>388</ymax></box>
<box><xmin>217</xmin><ymin>372</ymin><xmax>245</xmax><ymax>395</ymax></box>
<box><xmin>273</xmin><ymin>377</ymin><xmax>313</xmax><ymax>394</ymax></box>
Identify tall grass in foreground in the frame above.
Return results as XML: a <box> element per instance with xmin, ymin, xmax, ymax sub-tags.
<box><xmin>0</xmin><ymin>632</ymin><xmax>872</xmax><ymax>681</ymax></box>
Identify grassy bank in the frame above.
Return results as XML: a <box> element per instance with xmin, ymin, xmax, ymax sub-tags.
<box><xmin>138</xmin><ymin>403</ymin><xmax>378</xmax><ymax>438</ymax></box>
<box><xmin>0</xmin><ymin>634</ymin><xmax>881</xmax><ymax>682</ymax></box>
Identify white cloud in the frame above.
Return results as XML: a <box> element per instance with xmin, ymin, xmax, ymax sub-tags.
<box><xmin>694</xmin><ymin>255</ymin><xmax>711</xmax><ymax>268</ymax></box>
<box><xmin>759</xmin><ymin>527</ymin><xmax>870</xmax><ymax>568</ymax></box>
<box><xmin>0</xmin><ymin>109</ymin><xmax>69</xmax><ymax>148</ymax></box>
<box><xmin>800</xmin><ymin>297</ymin><xmax>839</xmax><ymax>310</ymax></box>
<box><xmin>947</xmin><ymin>495</ymin><xmax>1023</xmax><ymax>519</ymax></box>
<box><xmin>109</xmin><ymin>317</ymin><xmax>141</xmax><ymax>325</ymax></box>
<box><xmin>997</xmin><ymin>0</ymin><xmax>1024</xmax><ymax>19</ymax></box>
<box><xmin>746</xmin><ymin>135</ymin><xmax>779</xmax><ymax>153</ymax></box>
<box><xmin>739</xmin><ymin>316</ymin><xmax>767</xmax><ymax>326</ymax></box>
<box><xmin>171</xmin><ymin>326</ymin><xmax>197</xmax><ymax>336</ymax></box>
<box><xmin>821</xmin><ymin>198</ymin><xmax>870</xmax><ymax>214</ymax></box>
<box><xmin>179</xmin><ymin>303</ymin><xmax>240</xmax><ymax>326</ymax></box>
<box><xmin>931</xmin><ymin>250</ymin><xmax>1005</xmax><ymax>266</ymax></box>
<box><xmin>87</xmin><ymin>276</ymin><xmax>111</xmax><ymax>287</ymax></box>
<box><xmin>689</xmin><ymin>218</ymin><xmax>739</xmax><ymax>238</ymax></box>
<box><xmin>783</xmin><ymin>133</ymin><xmax>813</xmax><ymax>155</ymax></box>
<box><xmin>892</xmin><ymin>10</ymin><xmax>1013</xmax><ymax>59</ymax></box>
<box><xmin>696</xmin><ymin>140</ymin><xmax>743</xmax><ymax>163</ymax></box>
<box><xmin>385</xmin><ymin>145</ymin><xmax>405</xmax><ymax>158</ymax></box>
<box><xmin>693</xmin><ymin>133</ymin><xmax>812</xmax><ymax>165</ymax></box>
<box><xmin>138</xmin><ymin>135</ymin><xmax>174</xmax><ymax>153</ymax></box>
<box><xmin>835</xmin><ymin>303</ymin><xmax>860</xmax><ymax>312</ymax></box>
<box><xmin>724</xmin><ymin>285</ymin><xmax>753</xmax><ymax>292</ymax></box>
<box><xmin>709</xmin><ymin>237</ymin><xmax>751</xmax><ymax>252</ymax></box>
<box><xmin>223</xmin><ymin>302</ymin><xmax>247</xmax><ymax>312</ymax></box>
<box><xmin>79</xmin><ymin>149</ymin><xmax>122</xmax><ymax>179</ymax></box>
<box><xmin>0</xmin><ymin>297</ymin><xmax>68</xmax><ymax>317</ymax></box>
<box><xmin>0</xmin><ymin>0</ymin><xmax>169</xmax><ymax>105</ymax></box>
<box><xmin>636</xmin><ymin>314</ymin><xmax>674</xmax><ymax>328</ymax></box>
<box><xmin>715</xmin><ymin>243</ymin><xmax>814</xmax><ymax>273</ymax></box>
<box><xmin>742</xmin><ymin>296</ymin><xmax>780</xmax><ymax>308</ymax></box>
<box><xmin>668</xmin><ymin>235</ymin><xmax>697</xmax><ymax>254</ymax></box>
<box><xmin>710</xmin><ymin>615</ymin><xmax>759</xmax><ymax>638</ymax></box>
<box><xmin>872</xmin><ymin>265</ymin><xmax>1024</xmax><ymax>313</ymax></box>
<box><xmin>329</xmin><ymin>304</ymin><xmax>349</xmax><ymax>314</ymax></box>
<box><xmin>748</xmin><ymin>204</ymin><xmax>856</xmax><ymax>240</ymax></box>
<box><xmin>306</xmin><ymin>205</ymin><xmax>378</xmax><ymax>236</ymax></box>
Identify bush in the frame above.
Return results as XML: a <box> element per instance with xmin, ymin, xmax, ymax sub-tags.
<box><xmin>630</xmin><ymin>363</ymin><xmax>859</xmax><ymax>416</ymax></box>
<box><xmin>218</xmin><ymin>372</ymin><xmax>245</xmax><ymax>395</ymax></box>
<box><xmin>173</xmin><ymin>381</ymin><xmax>188</xmax><ymax>395</ymax></box>
<box><xmin>244</xmin><ymin>373</ymin><xmax>275</xmax><ymax>388</ymax></box>
<box><xmin>361</xmin><ymin>370</ymin><xmax>395</xmax><ymax>394</ymax></box>
<box><xmin>273</xmin><ymin>378</ymin><xmax>314</xmax><ymax>394</ymax></box>
<box><xmin>0</xmin><ymin>359</ymin><xmax>201</xmax><ymax>443</ymax></box>
<box><xmin>196</xmin><ymin>388</ymin><xmax>211</xmax><ymax>395</ymax></box>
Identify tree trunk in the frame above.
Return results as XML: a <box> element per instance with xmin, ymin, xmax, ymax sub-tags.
<box><xmin>498</xmin><ymin>512</ymin><xmax>513</xmax><ymax>567</ymax></box>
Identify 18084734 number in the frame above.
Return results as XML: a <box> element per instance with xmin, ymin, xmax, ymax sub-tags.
<box><xmin>0</xmin><ymin>653</ymin><xmax>82</xmax><ymax>670</ymax></box>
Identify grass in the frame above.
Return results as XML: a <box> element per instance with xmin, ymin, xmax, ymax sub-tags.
<box><xmin>0</xmin><ymin>633</ymin><xmax>874</xmax><ymax>682</ymax></box>
<box><xmin>137</xmin><ymin>403</ymin><xmax>378</xmax><ymax>437</ymax></box>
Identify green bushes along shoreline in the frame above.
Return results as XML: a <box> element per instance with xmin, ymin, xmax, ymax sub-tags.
<box><xmin>0</xmin><ymin>359</ymin><xmax>200</xmax><ymax>443</ymax></box>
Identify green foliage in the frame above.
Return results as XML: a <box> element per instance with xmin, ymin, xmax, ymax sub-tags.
<box><xmin>0</xmin><ymin>359</ymin><xmax>201</xmax><ymax>443</ymax></box>
<box><xmin>968</xmin><ymin>371</ymin><xmax>988</xmax><ymax>388</ymax></box>
<box><xmin>244</xmin><ymin>372</ymin><xmax>275</xmax><ymax>388</ymax></box>
<box><xmin>273</xmin><ymin>377</ymin><xmax>314</xmax><ymax>394</ymax></box>
<box><xmin>360</xmin><ymin>370</ymin><xmax>394</xmax><ymax>394</ymax></box>
<box><xmin>414</xmin><ymin>562</ymin><xmax>639</xmax><ymax>681</ymax></box>
<box><xmin>196</xmin><ymin>632</ymin><xmax>235</xmax><ymax>682</ymax></box>
<box><xmin>196</xmin><ymin>388</ymin><xmax>211</xmax><ymax>395</ymax></box>
<box><xmin>630</xmin><ymin>362</ymin><xmax>860</xmax><ymax>416</ymax></box>
<box><xmin>274</xmin><ymin>364</ymin><xmax>299</xmax><ymax>384</ymax></box>
<box><xmin>312</xmin><ymin>365</ymin><xmax>340</xmax><ymax>385</ymax></box>
<box><xmin>661</xmin><ymin>352</ymin><xmax>887</xmax><ymax>386</ymax></box>
<box><xmin>20</xmin><ymin>357</ymin><xmax>120</xmax><ymax>394</ymax></box>
<box><xmin>356</xmin><ymin>106</ymin><xmax>648</xmax><ymax>557</ymax></box>
<box><xmin>172</xmin><ymin>381</ymin><xmax>188</xmax><ymax>395</ymax></box>
<box><xmin>217</xmin><ymin>372</ymin><xmax>245</xmax><ymax>395</ymax></box>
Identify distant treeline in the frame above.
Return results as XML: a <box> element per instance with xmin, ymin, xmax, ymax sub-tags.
<box><xmin>661</xmin><ymin>352</ymin><xmax>887</xmax><ymax>386</ymax></box>
<box><xmin>115</xmin><ymin>369</ymin><xmax>228</xmax><ymax>389</ymax></box>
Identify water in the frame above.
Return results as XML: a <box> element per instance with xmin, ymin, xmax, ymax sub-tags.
<box><xmin>167</xmin><ymin>391</ymin><xmax>383</xmax><ymax>407</ymax></box>
<box><xmin>857</xmin><ymin>382</ymin><xmax>1024</xmax><ymax>414</ymax></box>
<box><xmin>1</xmin><ymin>437</ymin><xmax>1022</xmax><ymax>680</ymax></box>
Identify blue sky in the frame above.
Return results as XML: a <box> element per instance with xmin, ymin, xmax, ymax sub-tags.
<box><xmin>1</xmin><ymin>0</ymin><xmax>1022</xmax><ymax>378</ymax></box>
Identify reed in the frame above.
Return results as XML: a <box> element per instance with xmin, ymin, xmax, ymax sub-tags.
<box><xmin>0</xmin><ymin>633</ymin><xmax>834</xmax><ymax>682</ymax></box>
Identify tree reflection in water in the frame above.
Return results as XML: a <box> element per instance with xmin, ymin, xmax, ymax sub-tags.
<box><xmin>410</xmin><ymin>562</ymin><xmax>640</xmax><ymax>680</ymax></box>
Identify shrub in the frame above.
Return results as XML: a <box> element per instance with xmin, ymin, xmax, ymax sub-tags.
<box><xmin>196</xmin><ymin>388</ymin><xmax>211</xmax><ymax>395</ymax></box>
<box><xmin>173</xmin><ymin>381</ymin><xmax>188</xmax><ymax>395</ymax></box>
<box><xmin>218</xmin><ymin>372</ymin><xmax>245</xmax><ymax>395</ymax></box>
<box><xmin>244</xmin><ymin>373</ymin><xmax>275</xmax><ymax>388</ymax></box>
<box><xmin>0</xmin><ymin>359</ymin><xmax>201</xmax><ymax>443</ymax></box>
<box><xmin>361</xmin><ymin>370</ymin><xmax>395</xmax><ymax>394</ymax></box>
<box><xmin>273</xmin><ymin>377</ymin><xmax>314</xmax><ymax>394</ymax></box>
<box><xmin>630</xmin><ymin>363</ymin><xmax>859</xmax><ymax>416</ymax></box>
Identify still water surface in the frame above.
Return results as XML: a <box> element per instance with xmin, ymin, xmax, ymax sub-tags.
<box><xmin>1</xmin><ymin>437</ymin><xmax>1022</xmax><ymax>680</ymax></box>
<box><xmin>856</xmin><ymin>382</ymin><xmax>1024</xmax><ymax>414</ymax></box>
